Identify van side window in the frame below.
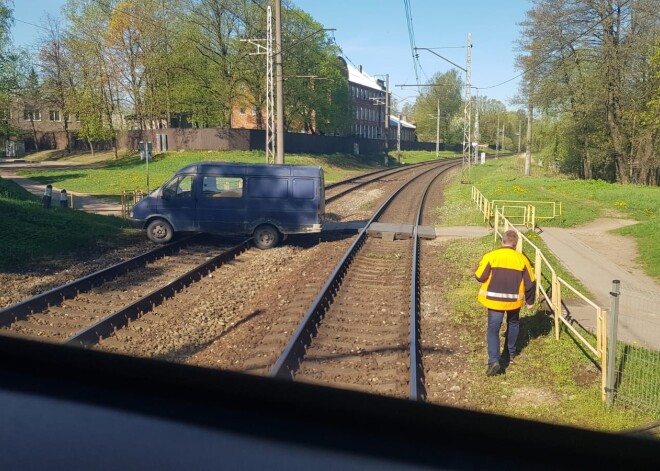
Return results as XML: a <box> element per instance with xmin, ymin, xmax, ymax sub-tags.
<box><xmin>247</xmin><ymin>177</ymin><xmax>288</xmax><ymax>198</ymax></box>
<box><xmin>163</xmin><ymin>175</ymin><xmax>193</xmax><ymax>199</ymax></box>
<box><xmin>202</xmin><ymin>176</ymin><xmax>243</xmax><ymax>198</ymax></box>
<box><xmin>292</xmin><ymin>178</ymin><xmax>315</xmax><ymax>199</ymax></box>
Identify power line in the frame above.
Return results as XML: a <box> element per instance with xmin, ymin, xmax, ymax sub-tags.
<box><xmin>402</xmin><ymin>0</ymin><xmax>421</xmax><ymax>90</ymax></box>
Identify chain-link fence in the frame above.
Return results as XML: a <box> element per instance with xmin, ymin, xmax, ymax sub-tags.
<box><xmin>609</xmin><ymin>281</ymin><xmax>660</xmax><ymax>416</ymax></box>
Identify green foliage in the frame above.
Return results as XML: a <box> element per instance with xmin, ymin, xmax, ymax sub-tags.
<box><xmin>411</xmin><ymin>70</ymin><xmax>462</xmax><ymax>143</ymax></box>
<box><xmin>518</xmin><ymin>1</ymin><xmax>660</xmax><ymax>184</ymax></box>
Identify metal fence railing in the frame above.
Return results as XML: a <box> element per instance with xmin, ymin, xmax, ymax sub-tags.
<box><xmin>473</xmin><ymin>187</ymin><xmax>608</xmax><ymax>400</ymax></box>
<box><xmin>474</xmin><ymin>185</ymin><xmax>660</xmax><ymax>414</ymax></box>
<box><xmin>121</xmin><ymin>190</ymin><xmax>144</xmax><ymax>219</ymax></box>
<box><xmin>608</xmin><ymin>282</ymin><xmax>660</xmax><ymax>416</ymax></box>
<box><xmin>471</xmin><ymin>186</ymin><xmax>562</xmax><ymax>228</ymax></box>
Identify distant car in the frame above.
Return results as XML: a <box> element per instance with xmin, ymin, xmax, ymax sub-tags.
<box><xmin>128</xmin><ymin>162</ymin><xmax>325</xmax><ymax>249</ymax></box>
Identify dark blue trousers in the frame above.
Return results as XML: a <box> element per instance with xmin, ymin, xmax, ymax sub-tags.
<box><xmin>487</xmin><ymin>308</ymin><xmax>520</xmax><ymax>364</ymax></box>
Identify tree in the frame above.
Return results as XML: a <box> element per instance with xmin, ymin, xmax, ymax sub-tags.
<box><xmin>65</xmin><ymin>0</ymin><xmax>121</xmax><ymax>157</ymax></box>
<box><xmin>411</xmin><ymin>70</ymin><xmax>462</xmax><ymax>143</ymax></box>
<box><xmin>280</xmin><ymin>8</ymin><xmax>350</xmax><ymax>134</ymax></box>
<box><xmin>18</xmin><ymin>68</ymin><xmax>42</xmax><ymax>152</ymax></box>
<box><xmin>516</xmin><ymin>0</ymin><xmax>660</xmax><ymax>184</ymax></box>
<box><xmin>39</xmin><ymin>15</ymin><xmax>74</xmax><ymax>152</ymax></box>
<box><xmin>0</xmin><ymin>0</ymin><xmax>21</xmax><ymax>141</ymax></box>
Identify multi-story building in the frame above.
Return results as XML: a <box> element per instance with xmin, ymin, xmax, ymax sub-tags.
<box><xmin>1</xmin><ymin>102</ymin><xmax>80</xmax><ymax>154</ymax></box>
<box><xmin>229</xmin><ymin>59</ymin><xmax>417</xmax><ymax>143</ymax></box>
<box><xmin>344</xmin><ymin>61</ymin><xmax>388</xmax><ymax>140</ymax></box>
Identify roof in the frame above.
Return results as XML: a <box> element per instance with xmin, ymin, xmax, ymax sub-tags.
<box><xmin>389</xmin><ymin>115</ymin><xmax>416</xmax><ymax>129</ymax></box>
<box><xmin>346</xmin><ymin>63</ymin><xmax>385</xmax><ymax>92</ymax></box>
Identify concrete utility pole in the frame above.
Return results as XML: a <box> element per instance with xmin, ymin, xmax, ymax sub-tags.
<box><xmin>525</xmin><ymin>95</ymin><xmax>533</xmax><ymax>176</ymax></box>
<box><xmin>274</xmin><ymin>0</ymin><xmax>284</xmax><ymax>164</ymax></box>
<box><xmin>518</xmin><ymin>119</ymin><xmax>522</xmax><ymax>154</ymax></box>
<box><xmin>473</xmin><ymin>88</ymin><xmax>479</xmax><ymax>165</ymax></box>
<box><xmin>435</xmin><ymin>100</ymin><xmax>440</xmax><ymax>157</ymax></box>
<box><xmin>496</xmin><ymin>115</ymin><xmax>500</xmax><ymax>158</ymax></box>
<box><xmin>385</xmin><ymin>74</ymin><xmax>390</xmax><ymax>153</ymax></box>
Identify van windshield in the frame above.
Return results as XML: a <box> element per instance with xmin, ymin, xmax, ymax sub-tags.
<box><xmin>162</xmin><ymin>175</ymin><xmax>194</xmax><ymax>199</ymax></box>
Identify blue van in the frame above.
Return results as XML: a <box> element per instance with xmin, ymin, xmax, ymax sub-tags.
<box><xmin>128</xmin><ymin>162</ymin><xmax>325</xmax><ymax>249</ymax></box>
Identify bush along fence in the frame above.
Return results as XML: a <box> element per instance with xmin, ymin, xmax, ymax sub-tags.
<box><xmin>473</xmin><ymin>186</ymin><xmax>660</xmax><ymax>416</ymax></box>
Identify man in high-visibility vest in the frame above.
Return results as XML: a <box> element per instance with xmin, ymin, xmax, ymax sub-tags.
<box><xmin>474</xmin><ymin>230</ymin><xmax>536</xmax><ymax>376</ymax></box>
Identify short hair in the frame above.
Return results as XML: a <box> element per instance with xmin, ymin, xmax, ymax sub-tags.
<box><xmin>502</xmin><ymin>230</ymin><xmax>519</xmax><ymax>246</ymax></box>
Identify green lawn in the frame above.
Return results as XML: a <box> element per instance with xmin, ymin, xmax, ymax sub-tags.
<box><xmin>441</xmin><ymin>156</ymin><xmax>660</xmax><ymax>280</ymax></box>
<box><xmin>0</xmin><ymin>178</ymin><xmax>139</xmax><ymax>269</ymax></box>
<box><xmin>18</xmin><ymin>150</ymin><xmax>397</xmax><ymax>194</ymax></box>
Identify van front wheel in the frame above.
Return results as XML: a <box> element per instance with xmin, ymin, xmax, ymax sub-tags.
<box><xmin>253</xmin><ymin>224</ymin><xmax>280</xmax><ymax>249</ymax></box>
<box><xmin>147</xmin><ymin>218</ymin><xmax>174</xmax><ymax>244</ymax></box>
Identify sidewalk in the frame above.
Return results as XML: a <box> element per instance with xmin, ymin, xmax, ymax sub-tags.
<box><xmin>539</xmin><ymin>224</ymin><xmax>660</xmax><ymax>348</ymax></box>
<box><xmin>0</xmin><ymin>159</ymin><xmax>123</xmax><ymax>216</ymax></box>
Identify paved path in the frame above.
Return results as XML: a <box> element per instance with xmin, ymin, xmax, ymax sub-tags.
<box><xmin>0</xmin><ymin>159</ymin><xmax>123</xmax><ymax>216</ymax></box>
<box><xmin>539</xmin><ymin>225</ymin><xmax>660</xmax><ymax>349</ymax></box>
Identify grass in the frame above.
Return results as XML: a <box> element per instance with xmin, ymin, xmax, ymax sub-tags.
<box><xmin>0</xmin><ymin>177</ymin><xmax>140</xmax><ymax>270</ymax></box>
<box><xmin>396</xmin><ymin>150</ymin><xmax>462</xmax><ymax>164</ymax></box>
<box><xmin>437</xmin><ymin>236</ymin><xmax>657</xmax><ymax>430</ymax></box>
<box><xmin>18</xmin><ymin>150</ymin><xmax>398</xmax><ymax>194</ymax></box>
<box><xmin>447</xmin><ymin>155</ymin><xmax>660</xmax><ymax>280</ymax></box>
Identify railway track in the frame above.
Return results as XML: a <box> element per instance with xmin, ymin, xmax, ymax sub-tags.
<box><xmin>0</xmin><ymin>235</ymin><xmax>250</xmax><ymax>345</ymax></box>
<box><xmin>0</xmin><ymin>159</ymin><xmax>460</xmax><ymax>403</ymax></box>
<box><xmin>271</xmin><ymin>159</ymin><xmax>460</xmax><ymax>400</ymax></box>
<box><xmin>324</xmin><ymin>159</ymin><xmax>451</xmax><ymax>203</ymax></box>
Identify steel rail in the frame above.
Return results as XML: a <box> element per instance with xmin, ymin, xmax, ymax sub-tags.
<box><xmin>410</xmin><ymin>168</ymin><xmax>451</xmax><ymax>400</ymax></box>
<box><xmin>270</xmin><ymin>160</ymin><xmax>458</xmax><ymax>385</ymax></box>
<box><xmin>64</xmin><ymin>239</ymin><xmax>252</xmax><ymax>348</ymax></box>
<box><xmin>0</xmin><ymin>235</ymin><xmax>203</xmax><ymax>327</ymax></box>
<box><xmin>325</xmin><ymin>158</ymin><xmax>457</xmax><ymax>203</ymax></box>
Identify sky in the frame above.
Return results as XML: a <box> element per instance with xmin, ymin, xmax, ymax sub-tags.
<box><xmin>10</xmin><ymin>0</ymin><xmax>531</xmax><ymax>109</ymax></box>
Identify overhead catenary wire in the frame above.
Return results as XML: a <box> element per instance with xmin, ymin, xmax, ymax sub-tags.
<box><xmin>396</xmin><ymin>0</ymin><xmax>632</xmax><ymax>94</ymax></box>
<box><xmin>402</xmin><ymin>0</ymin><xmax>421</xmax><ymax>91</ymax></box>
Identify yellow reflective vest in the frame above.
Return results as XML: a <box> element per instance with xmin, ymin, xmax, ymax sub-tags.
<box><xmin>474</xmin><ymin>246</ymin><xmax>536</xmax><ymax>311</ymax></box>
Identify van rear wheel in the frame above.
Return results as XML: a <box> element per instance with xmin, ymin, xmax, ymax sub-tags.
<box><xmin>253</xmin><ymin>224</ymin><xmax>280</xmax><ymax>249</ymax></box>
<box><xmin>147</xmin><ymin>218</ymin><xmax>174</xmax><ymax>244</ymax></box>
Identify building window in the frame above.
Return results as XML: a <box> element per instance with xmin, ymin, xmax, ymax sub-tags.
<box><xmin>23</xmin><ymin>109</ymin><xmax>41</xmax><ymax>121</ymax></box>
<box><xmin>49</xmin><ymin>110</ymin><xmax>61</xmax><ymax>121</ymax></box>
<box><xmin>239</xmin><ymin>107</ymin><xmax>246</xmax><ymax>116</ymax></box>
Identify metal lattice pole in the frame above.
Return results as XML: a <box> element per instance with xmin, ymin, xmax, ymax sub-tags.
<box><xmin>266</xmin><ymin>6</ymin><xmax>275</xmax><ymax>164</ymax></box>
<box><xmin>462</xmin><ymin>33</ymin><xmax>472</xmax><ymax>183</ymax></box>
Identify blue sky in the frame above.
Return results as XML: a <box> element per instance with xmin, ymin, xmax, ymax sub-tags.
<box><xmin>11</xmin><ymin>0</ymin><xmax>531</xmax><ymax>109</ymax></box>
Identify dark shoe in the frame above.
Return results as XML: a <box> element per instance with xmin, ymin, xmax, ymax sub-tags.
<box><xmin>486</xmin><ymin>362</ymin><xmax>501</xmax><ymax>377</ymax></box>
<box><xmin>509</xmin><ymin>352</ymin><xmax>518</xmax><ymax>362</ymax></box>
